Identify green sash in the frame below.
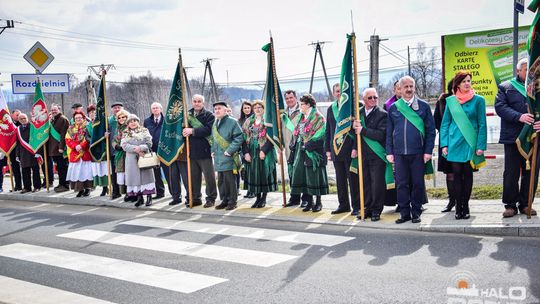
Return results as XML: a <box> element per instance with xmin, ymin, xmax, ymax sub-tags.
<box><xmin>301</xmin><ymin>108</ymin><xmax>326</xmax><ymax>170</ymax></box>
<box><xmin>394</xmin><ymin>98</ymin><xmax>434</xmax><ymax>178</ymax></box>
<box><xmin>50</xmin><ymin>124</ymin><xmax>67</xmax><ymax>158</ymax></box>
<box><xmin>282</xmin><ymin>112</ymin><xmax>301</xmax><ymax>133</ymax></box>
<box><xmin>355</xmin><ymin>111</ymin><xmax>395</xmax><ymax>189</ymax></box>
<box><xmin>188</xmin><ymin>114</ymin><xmax>213</xmax><ymax>146</ymax></box>
<box><xmin>212</xmin><ymin>124</ymin><xmax>242</xmax><ymax>173</ymax></box>
<box><xmin>445</xmin><ymin>96</ymin><xmax>486</xmax><ymax>170</ymax></box>
<box><xmin>509</xmin><ymin>77</ymin><xmax>526</xmax><ymax>97</ymax></box>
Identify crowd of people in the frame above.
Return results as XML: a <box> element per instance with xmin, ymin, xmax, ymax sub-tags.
<box><xmin>4</xmin><ymin>63</ymin><xmax>540</xmax><ymax>223</ymax></box>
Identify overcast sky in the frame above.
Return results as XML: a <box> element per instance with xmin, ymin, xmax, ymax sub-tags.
<box><xmin>0</xmin><ymin>0</ymin><xmax>535</xmax><ymax>89</ymax></box>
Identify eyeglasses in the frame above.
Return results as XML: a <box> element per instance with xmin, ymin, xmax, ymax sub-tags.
<box><xmin>366</xmin><ymin>96</ymin><xmax>379</xmax><ymax>100</ymax></box>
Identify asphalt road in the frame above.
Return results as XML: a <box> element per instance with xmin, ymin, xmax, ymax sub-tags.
<box><xmin>0</xmin><ymin>199</ymin><xmax>539</xmax><ymax>304</ymax></box>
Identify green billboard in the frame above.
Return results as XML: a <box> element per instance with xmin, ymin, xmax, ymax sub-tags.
<box><xmin>442</xmin><ymin>26</ymin><xmax>529</xmax><ymax>105</ymax></box>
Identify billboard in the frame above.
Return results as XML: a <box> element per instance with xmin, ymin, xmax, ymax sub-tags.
<box><xmin>442</xmin><ymin>26</ymin><xmax>529</xmax><ymax>105</ymax></box>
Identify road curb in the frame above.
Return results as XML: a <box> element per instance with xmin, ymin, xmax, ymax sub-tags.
<box><xmin>1</xmin><ymin>192</ymin><xmax>539</xmax><ymax>237</ymax></box>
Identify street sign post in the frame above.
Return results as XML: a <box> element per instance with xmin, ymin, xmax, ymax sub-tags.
<box><xmin>515</xmin><ymin>0</ymin><xmax>525</xmax><ymax>14</ymax></box>
<box><xmin>11</xmin><ymin>73</ymin><xmax>70</xmax><ymax>94</ymax></box>
<box><xmin>23</xmin><ymin>41</ymin><xmax>54</xmax><ymax>74</ymax></box>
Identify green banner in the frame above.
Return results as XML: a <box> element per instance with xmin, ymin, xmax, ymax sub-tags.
<box><xmin>262</xmin><ymin>41</ymin><xmax>285</xmax><ymax>149</ymax></box>
<box><xmin>29</xmin><ymin>81</ymin><xmax>50</xmax><ymax>153</ymax></box>
<box><xmin>443</xmin><ymin>26</ymin><xmax>529</xmax><ymax>105</ymax></box>
<box><xmin>90</xmin><ymin>76</ymin><xmax>108</xmax><ymax>162</ymax></box>
<box><xmin>158</xmin><ymin>61</ymin><xmax>185</xmax><ymax>166</ymax></box>
<box><xmin>517</xmin><ymin>1</ymin><xmax>540</xmax><ymax>168</ymax></box>
<box><xmin>333</xmin><ymin>34</ymin><xmax>353</xmax><ymax>156</ymax></box>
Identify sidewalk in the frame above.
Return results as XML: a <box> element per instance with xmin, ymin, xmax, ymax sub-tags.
<box><xmin>1</xmin><ymin>182</ymin><xmax>539</xmax><ymax>237</ymax></box>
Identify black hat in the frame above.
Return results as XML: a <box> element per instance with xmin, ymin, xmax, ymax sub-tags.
<box><xmin>110</xmin><ymin>101</ymin><xmax>124</xmax><ymax>108</ymax></box>
<box><xmin>71</xmin><ymin>103</ymin><xmax>83</xmax><ymax>109</ymax></box>
<box><xmin>213</xmin><ymin>101</ymin><xmax>228</xmax><ymax>107</ymax></box>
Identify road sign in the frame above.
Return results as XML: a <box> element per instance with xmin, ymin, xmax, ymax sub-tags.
<box><xmin>515</xmin><ymin>0</ymin><xmax>525</xmax><ymax>14</ymax></box>
<box><xmin>23</xmin><ymin>41</ymin><xmax>54</xmax><ymax>73</ymax></box>
<box><xmin>11</xmin><ymin>73</ymin><xmax>70</xmax><ymax>94</ymax></box>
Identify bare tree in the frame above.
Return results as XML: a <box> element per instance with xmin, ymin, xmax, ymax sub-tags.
<box><xmin>410</xmin><ymin>43</ymin><xmax>442</xmax><ymax>100</ymax></box>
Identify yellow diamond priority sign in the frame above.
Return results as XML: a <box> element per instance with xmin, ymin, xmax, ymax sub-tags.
<box><xmin>24</xmin><ymin>41</ymin><xmax>54</xmax><ymax>73</ymax></box>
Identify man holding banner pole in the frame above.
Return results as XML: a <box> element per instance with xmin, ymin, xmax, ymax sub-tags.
<box><xmin>48</xmin><ymin>103</ymin><xmax>70</xmax><ymax>193</ymax></box>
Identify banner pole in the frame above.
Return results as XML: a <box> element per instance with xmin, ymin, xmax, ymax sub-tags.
<box><xmin>351</xmin><ymin>33</ymin><xmax>366</xmax><ymax>221</ymax></box>
<box><xmin>270</xmin><ymin>37</ymin><xmax>287</xmax><ymax>207</ymax></box>
<box><xmin>7</xmin><ymin>154</ymin><xmax>14</xmax><ymax>191</ymax></box>
<box><xmin>180</xmin><ymin>49</ymin><xmax>194</xmax><ymax>208</ymax></box>
<box><xmin>102</xmin><ymin>70</ymin><xmax>113</xmax><ymax>197</ymax></box>
<box><xmin>43</xmin><ymin>145</ymin><xmax>50</xmax><ymax>192</ymax></box>
<box><xmin>527</xmin><ymin>133</ymin><xmax>538</xmax><ymax>219</ymax></box>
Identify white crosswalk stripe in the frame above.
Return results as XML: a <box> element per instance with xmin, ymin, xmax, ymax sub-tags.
<box><xmin>58</xmin><ymin>229</ymin><xmax>297</xmax><ymax>267</ymax></box>
<box><xmin>0</xmin><ymin>243</ymin><xmax>228</xmax><ymax>294</ymax></box>
<box><xmin>0</xmin><ymin>275</ymin><xmax>116</xmax><ymax>304</ymax></box>
<box><xmin>121</xmin><ymin>217</ymin><xmax>354</xmax><ymax>247</ymax></box>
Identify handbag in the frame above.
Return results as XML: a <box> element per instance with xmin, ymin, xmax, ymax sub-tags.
<box><xmin>137</xmin><ymin>151</ymin><xmax>160</xmax><ymax>169</ymax></box>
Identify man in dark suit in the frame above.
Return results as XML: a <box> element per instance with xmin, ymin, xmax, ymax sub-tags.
<box><xmin>16</xmin><ymin>114</ymin><xmax>41</xmax><ymax>193</ymax></box>
<box><xmin>495</xmin><ymin>58</ymin><xmax>538</xmax><ymax>217</ymax></box>
<box><xmin>181</xmin><ymin>94</ymin><xmax>218</xmax><ymax>208</ymax></box>
<box><xmin>386</xmin><ymin>76</ymin><xmax>435</xmax><ymax>224</ymax></box>
<box><xmin>325</xmin><ymin>83</ymin><xmax>360</xmax><ymax>215</ymax></box>
<box><xmin>143</xmin><ymin>102</ymin><xmax>167</xmax><ymax>199</ymax></box>
<box><xmin>353</xmin><ymin>88</ymin><xmax>387</xmax><ymax>221</ymax></box>
<box><xmin>10</xmin><ymin>109</ymin><xmax>22</xmax><ymax>191</ymax></box>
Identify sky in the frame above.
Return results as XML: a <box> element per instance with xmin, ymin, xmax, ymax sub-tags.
<box><xmin>0</xmin><ymin>0</ymin><xmax>535</xmax><ymax>92</ymax></box>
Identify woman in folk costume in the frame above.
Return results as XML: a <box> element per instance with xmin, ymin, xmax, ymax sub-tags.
<box><xmin>238</xmin><ymin>100</ymin><xmax>255</xmax><ymax>199</ymax></box>
<box><xmin>112</xmin><ymin>109</ymin><xmax>130</xmax><ymax>201</ymax></box>
<box><xmin>86</xmin><ymin>104</ymin><xmax>108</xmax><ymax>196</ymax></box>
<box><xmin>289</xmin><ymin>93</ymin><xmax>329</xmax><ymax>212</ymax></box>
<box><xmin>242</xmin><ymin>100</ymin><xmax>277</xmax><ymax>208</ymax></box>
<box><xmin>65</xmin><ymin>110</ymin><xmax>94</xmax><ymax>197</ymax></box>
<box><xmin>440</xmin><ymin>70</ymin><xmax>487</xmax><ymax>220</ymax></box>
<box><xmin>121</xmin><ymin>114</ymin><xmax>155</xmax><ymax>207</ymax></box>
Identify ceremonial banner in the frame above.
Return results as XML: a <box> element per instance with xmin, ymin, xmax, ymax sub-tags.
<box><xmin>90</xmin><ymin>76</ymin><xmax>108</xmax><ymax>161</ymax></box>
<box><xmin>262</xmin><ymin>42</ymin><xmax>285</xmax><ymax>149</ymax></box>
<box><xmin>29</xmin><ymin>81</ymin><xmax>50</xmax><ymax>153</ymax></box>
<box><xmin>517</xmin><ymin>1</ymin><xmax>540</xmax><ymax>167</ymax></box>
<box><xmin>333</xmin><ymin>34</ymin><xmax>353</xmax><ymax>155</ymax></box>
<box><xmin>0</xmin><ymin>89</ymin><xmax>17</xmax><ymax>154</ymax></box>
<box><xmin>158</xmin><ymin>60</ymin><xmax>185</xmax><ymax>166</ymax></box>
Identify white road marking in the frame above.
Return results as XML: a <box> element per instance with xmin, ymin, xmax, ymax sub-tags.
<box><xmin>70</xmin><ymin>207</ymin><xmax>100</xmax><ymax>216</ymax></box>
<box><xmin>59</xmin><ymin>229</ymin><xmax>297</xmax><ymax>267</ymax></box>
<box><xmin>0</xmin><ymin>275</ymin><xmax>116</xmax><ymax>304</ymax></box>
<box><xmin>0</xmin><ymin>243</ymin><xmax>227</xmax><ymax>294</ymax></box>
<box><xmin>121</xmin><ymin>217</ymin><xmax>354</xmax><ymax>247</ymax></box>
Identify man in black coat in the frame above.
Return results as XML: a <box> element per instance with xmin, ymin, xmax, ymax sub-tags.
<box><xmin>16</xmin><ymin>114</ymin><xmax>41</xmax><ymax>193</ymax></box>
<box><xmin>495</xmin><ymin>58</ymin><xmax>538</xmax><ymax>217</ymax></box>
<box><xmin>353</xmin><ymin>88</ymin><xmax>388</xmax><ymax>221</ymax></box>
<box><xmin>143</xmin><ymin>102</ymin><xmax>167</xmax><ymax>199</ymax></box>
<box><xmin>10</xmin><ymin>109</ymin><xmax>22</xmax><ymax>191</ymax></box>
<box><xmin>325</xmin><ymin>83</ymin><xmax>360</xmax><ymax>215</ymax></box>
<box><xmin>181</xmin><ymin>94</ymin><xmax>218</xmax><ymax>207</ymax></box>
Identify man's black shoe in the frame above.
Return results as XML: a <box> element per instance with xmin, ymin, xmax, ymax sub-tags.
<box><xmin>285</xmin><ymin>201</ymin><xmax>300</xmax><ymax>207</ymax></box>
<box><xmin>169</xmin><ymin>200</ymin><xmax>182</xmax><ymax>206</ymax></box>
<box><xmin>412</xmin><ymin>217</ymin><xmax>421</xmax><ymax>223</ymax></box>
<box><xmin>153</xmin><ymin>194</ymin><xmax>165</xmax><ymax>199</ymax></box>
<box><xmin>350</xmin><ymin>210</ymin><xmax>359</xmax><ymax>216</ymax></box>
<box><xmin>215</xmin><ymin>202</ymin><xmax>228</xmax><ymax>210</ymax></box>
<box><xmin>395</xmin><ymin>217</ymin><xmax>411</xmax><ymax>224</ymax></box>
<box><xmin>300</xmin><ymin>200</ymin><xmax>310</xmax><ymax>208</ymax></box>
<box><xmin>331</xmin><ymin>208</ymin><xmax>351</xmax><ymax>215</ymax></box>
<box><xmin>111</xmin><ymin>193</ymin><xmax>121</xmax><ymax>199</ymax></box>
<box><xmin>371</xmin><ymin>214</ymin><xmax>381</xmax><ymax>222</ymax></box>
<box><xmin>185</xmin><ymin>201</ymin><xmax>203</xmax><ymax>208</ymax></box>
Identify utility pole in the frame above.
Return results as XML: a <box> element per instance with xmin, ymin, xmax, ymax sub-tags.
<box><xmin>201</xmin><ymin>58</ymin><xmax>219</xmax><ymax>104</ymax></box>
<box><xmin>0</xmin><ymin>20</ymin><xmax>15</xmax><ymax>36</ymax></box>
<box><xmin>365</xmin><ymin>35</ymin><xmax>388</xmax><ymax>90</ymax></box>
<box><xmin>407</xmin><ymin>45</ymin><xmax>411</xmax><ymax>76</ymax></box>
<box><xmin>308</xmin><ymin>41</ymin><xmax>333</xmax><ymax>98</ymax></box>
<box><xmin>183</xmin><ymin>66</ymin><xmax>192</xmax><ymax>102</ymax></box>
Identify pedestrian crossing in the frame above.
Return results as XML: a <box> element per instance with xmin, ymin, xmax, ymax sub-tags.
<box><xmin>0</xmin><ymin>216</ymin><xmax>355</xmax><ymax>302</ymax></box>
